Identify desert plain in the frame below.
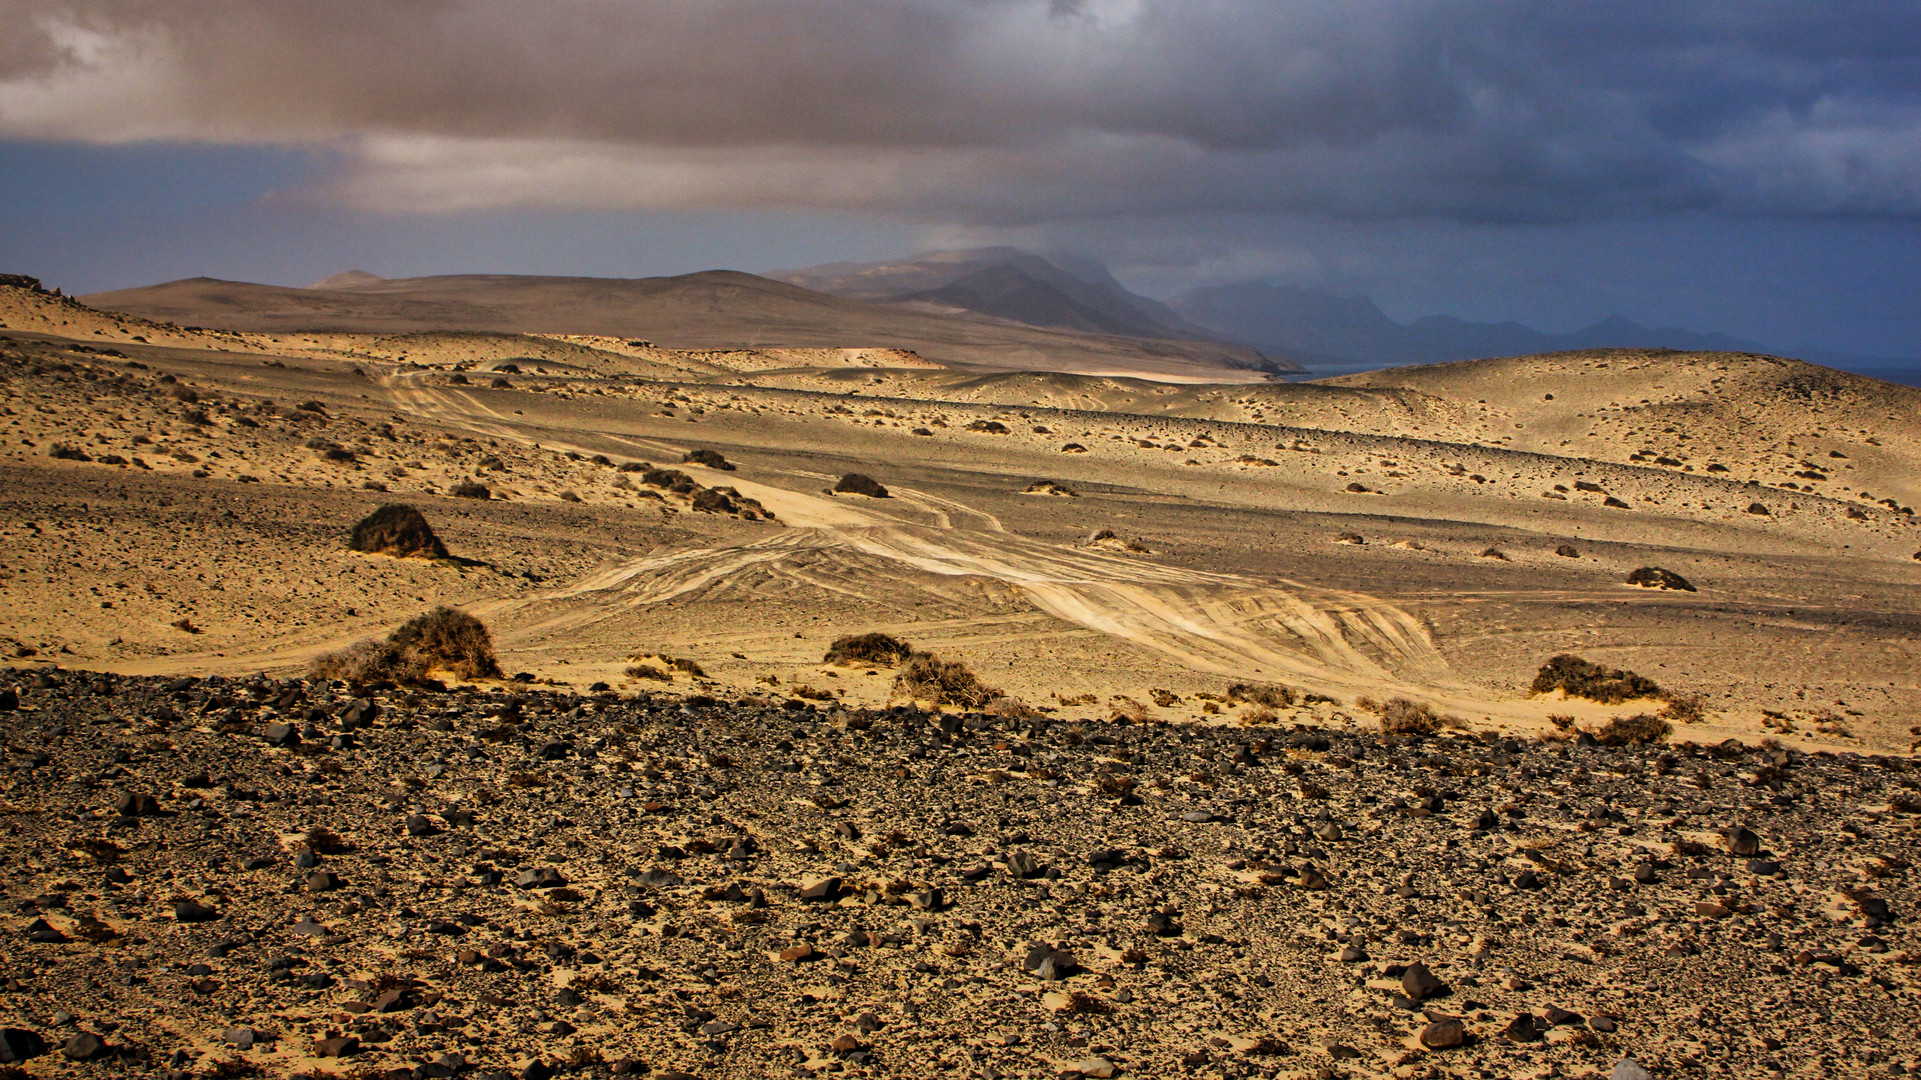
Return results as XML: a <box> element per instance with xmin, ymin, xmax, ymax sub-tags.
<box><xmin>0</xmin><ymin>271</ymin><xmax>1917</xmax><ymax>1080</ymax></box>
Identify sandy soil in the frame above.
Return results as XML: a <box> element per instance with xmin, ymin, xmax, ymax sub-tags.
<box><xmin>3</xmin><ymin>281</ymin><xmax>1919</xmax><ymax>755</ymax></box>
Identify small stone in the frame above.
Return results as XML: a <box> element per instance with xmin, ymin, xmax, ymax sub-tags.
<box><xmin>1006</xmin><ymin>851</ymin><xmax>1044</xmax><ymax>879</ymax></box>
<box><xmin>829</xmin><ymin>1034</ymin><xmax>862</xmax><ymax>1054</ymax></box>
<box><xmin>1313</xmin><ymin>822</ymin><xmax>1343</xmax><ymax>842</ymax></box>
<box><xmin>1146</xmin><ymin>912</ymin><xmax>1182</xmax><ymax>937</ymax></box>
<box><xmin>907</xmin><ymin>888</ymin><xmax>942</xmax><ymax>911</ymax></box>
<box><xmin>62</xmin><ymin>1032</ymin><xmax>107</xmax><ymax>1061</ymax></box>
<box><xmin>222</xmin><ymin>1027</ymin><xmax>257</xmax><ymax>1050</ymax></box>
<box><xmin>406</xmin><ymin>814</ymin><xmax>438</xmax><ymax>837</ymax></box>
<box><xmin>1502</xmin><ymin>1013</ymin><xmax>1543</xmax><ymax>1043</ymax></box>
<box><xmin>306</xmin><ymin>870</ymin><xmax>341</xmax><ymax>892</ymax></box>
<box><xmin>778</xmin><ymin>943</ymin><xmax>815</xmax><ymax>963</ymax></box>
<box><xmin>1612</xmin><ymin>1059</ymin><xmax>1655</xmax><ymax>1080</ymax></box>
<box><xmin>1634</xmin><ymin>863</ymin><xmax>1658</xmax><ymax>884</ymax></box>
<box><xmin>520</xmin><ymin>1061</ymin><xmax>554</xmax><ymax>1080</ymax></box>
<box><xmin>174</xmin><ymin>899</ymin><xmax>220</xmax><ymax>923</ymax></box>
<box><xmin>1338</xmin><ymin>945</ymin><xmax>1368</xmax><ymax>963</ymax></box>
<box><xmin>513</xmin><ymin>867</ymin><xmax>565</xmax><ymax>889</ymax></box>
<box><xmin>262</xmin><ymin>723</ymin><xmax>300</xmax><ymax>747</ymax></box>
<box><xmin>1180</xmin><ymin>811</ymin><xmax>1214</xmax><ymax>823</ymax></box>
<box><xmin>1695</xmin><ymin>901</ymin><xmax>1733</xmax><ymax>919</ymax></box>
<box><xmin>0</xmin><ymin>1028</ymin><xmax>48</xmax><ymax>1063</ymax></box>
<box><xmin>292</xmin><ymin>917</ymin><xmax>328</xmax><ymax>937</ymax></box>
<box><xmin>1075</xmin><ymin>1056</ymin><xmax>1119</xmax><ymax>1078</ymax></box>
<box><xmin>1419</xmin><ymin>1017</ymin><xmax>1465</xmax><ymax>1049</ymax></box>
<box><xmin>798</xmin><ymin>876</ymin><xmax>842</xmax><ymax>901</ymax></box>
<box><xmin>1400</xmin><ymin>962</ymin><xmax>1443</xmax><ymax>1002</ymax></box>
<box><xmin>115</xmin><ymin>791</ymin><xmax>161</xmax><ymax>816</ymax></box>
<box><xmin>1590</xmin><ymin>1015</ymin><xmax>1619</xmax><ymax>1033</ymax></box>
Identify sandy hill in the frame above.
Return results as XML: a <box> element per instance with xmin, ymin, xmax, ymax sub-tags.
<box><xmin>1327</xmin><ymin>348</ymin><xmax>1921</xmax><ymax>511</ymax></box>
<box><xmin>81</xmin><ymin>271</ymin><xmax>1276</xmax><ymax>382</ymax></box>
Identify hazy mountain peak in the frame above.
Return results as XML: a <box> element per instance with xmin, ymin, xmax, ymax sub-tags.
<box><xmin>770</xmin><ymin>247</ymin><xmax>1271</xmax><ymax>362</ymax></box>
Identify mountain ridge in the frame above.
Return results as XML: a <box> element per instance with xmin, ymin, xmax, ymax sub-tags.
<box><xmin>1171</xmin><ymin>279</ymin><xmax>1914</xmax><ymax>374</ymax></box>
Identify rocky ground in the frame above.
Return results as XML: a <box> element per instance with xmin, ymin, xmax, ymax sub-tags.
<box><xmin>2</xmin><ymin>670</ymin><xmax>1916</xmax><ymax>1080</ymax></box>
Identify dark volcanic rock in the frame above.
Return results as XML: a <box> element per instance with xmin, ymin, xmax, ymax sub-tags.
<box><xmin>0</xmin><ymin>1028</ymin><xmax>48</xmax><ymax>1063</ymax></box>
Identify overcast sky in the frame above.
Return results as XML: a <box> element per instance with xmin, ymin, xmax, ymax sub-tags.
<box><xmin>2</xmin><ymin>0</ymin><xmax>1917</xmax><ymax>357</ymax></box>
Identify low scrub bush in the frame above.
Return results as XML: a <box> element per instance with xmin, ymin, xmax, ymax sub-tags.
<box><xmin>310</xmin><ymin>606</ymin><xmax>502</xmax><ymax>685</ymax></box>
<box><xmin>834</xmin><ymin>473</ymin><xmax>889</xmax><ymax>498</ymax></box>
<box><xmin>1589</xmin><ymin>713</ymin><xmax>1671</xmax><ymax>746</ymax></box>
<box><xmin>1530</xmin><ymin>654</ymin><xmax>1662</xmax><ymax>704</ymax></box>
<box><xmin>823</xmin><ymin>632</ymin><xmax>914</xmax><ymax>666</ymax></box>
<box><xmin>1227</xmin><ymin>682</ymin><xmax>1297</xmax><ymax>709</ymax></box>
<box><xmin>893</xmin><ymin>652</ymin><xmax>1001</xmax><ymax>709</ymax></box>
<box><xmin>349</xmin><ymin>504</ymin><xmax>448</xmax><ymax>559</ymax></box>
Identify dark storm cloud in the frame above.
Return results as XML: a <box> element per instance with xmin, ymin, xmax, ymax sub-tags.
<box><xmin>1</xmin><ymin>0</ymin><xmax>1917</xmax><ymax>222</ymax></box>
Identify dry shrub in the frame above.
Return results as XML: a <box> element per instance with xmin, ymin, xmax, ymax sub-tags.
<box><xmin>310</xmin><ymin>606</ymin><xmax>502</xmax><ymax>685</ymax></box>
<box><xmin>1530</xmin><ymin>654</ymin><xmax>1662</xmax><ymax>704</ymax></box>
<box><xmin>507</xmin><ymin>771</ymin><xmax>547</xmax><ymax>788</ymax></box>
<box><xmin>1379</xmin><ymin>697</ymin><xmax>1443</xmax><ymax>736</ymax></box>
<box><xmin>1239</xmin><ymin>705</ymin><xmax>1279</xmax><ymax>726</ymax></box>
<box><xmin>893</xmin><ymin>652</ymin><xmax>1001</xmax><ymax>709</ymax></box>
<box><xmin>683</xmin><ymin>449</ymin><xmax>735</xmax><ymax>471</ymax></box>
<box><xmin>625</xmin><ymin>663</ymin><xmax>670</xmax><ymax>682</ymax></box>
<box><xmin>1150</xmin><ymin>688</ymin><xmax>1182</xmax><ymax>707</ymax></box>
<box><xmin>667</xmin><ymin>656</ymin><xmax>706</xmax><ymax>677</ymax></box>
<box><xmin>1108</xmin><ymin>696</ymin><xmax>1148</xmax><ymax>723</ymax></box>
<box><xmin>1055</xmin><ymin>692</ymin><xmax>1097</xmax><ymax>707</ymax></box>
<box><xmin>789</xmin><ymin>683</ymin><xmax>837</xmax><ymax>701</ymax></box>
<box><xmin>1227</xmin><ymin>682</ymin><xmax>1297</xmax><ymax>709</ymax></box>
<box><xmin>448</xmin><ymin>480</ymin><xmax>490</xmax><ymax>499</ymax></box>
<box><xmin>1660</xmin><ymin>694</ymin><xmax>1708</xmax><ymax>724</ymax></box>
<box><xmin>824</xmin><ymin>632</ymin><xmax>914</xmax><ymax>665</ymax></box>
<box><xmin>1625</xmin><ymin>566</ymin><xmax>1696</xmax><ymax>592</ymax></box>
<box><xmin>834</xmin><ymin>473</ymin><xmax>889</xmax><ymax>497</ymax></box>
<box><xmin>986</xmin><ymin>696</ymin><xmax>1042</xmax><ymax>720</ymax></box>
<box><xmin>1589</xmin><ymin>713</ymin><xmax>1672</xmax><ymax>746</ymax></box>
<box><xmin>348</xmin><ymin>504</ymin><xmax>448</xmax><ymax>559</ymax></box>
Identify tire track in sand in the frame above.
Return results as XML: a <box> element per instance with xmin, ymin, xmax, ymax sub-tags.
<box><xmin>385</xmin><ymin>373</ymin><xmax>1548</xmax><ymax>719</ymax></box>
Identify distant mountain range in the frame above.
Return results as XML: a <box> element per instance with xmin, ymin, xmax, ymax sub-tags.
<box><xmin>778</xmin><ymin>248</ymin><xmax>1912</xmax><ymax>378</ymax></box>
<box><xmin>78</xmin><ymin>268</ymin><xmax>1275</xmax><ymax>381</ymax></box>
<box><xmin>1169</xmin><ymin>280</ymin><xmax>1915</xmax><ymax>375</ymax></box>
